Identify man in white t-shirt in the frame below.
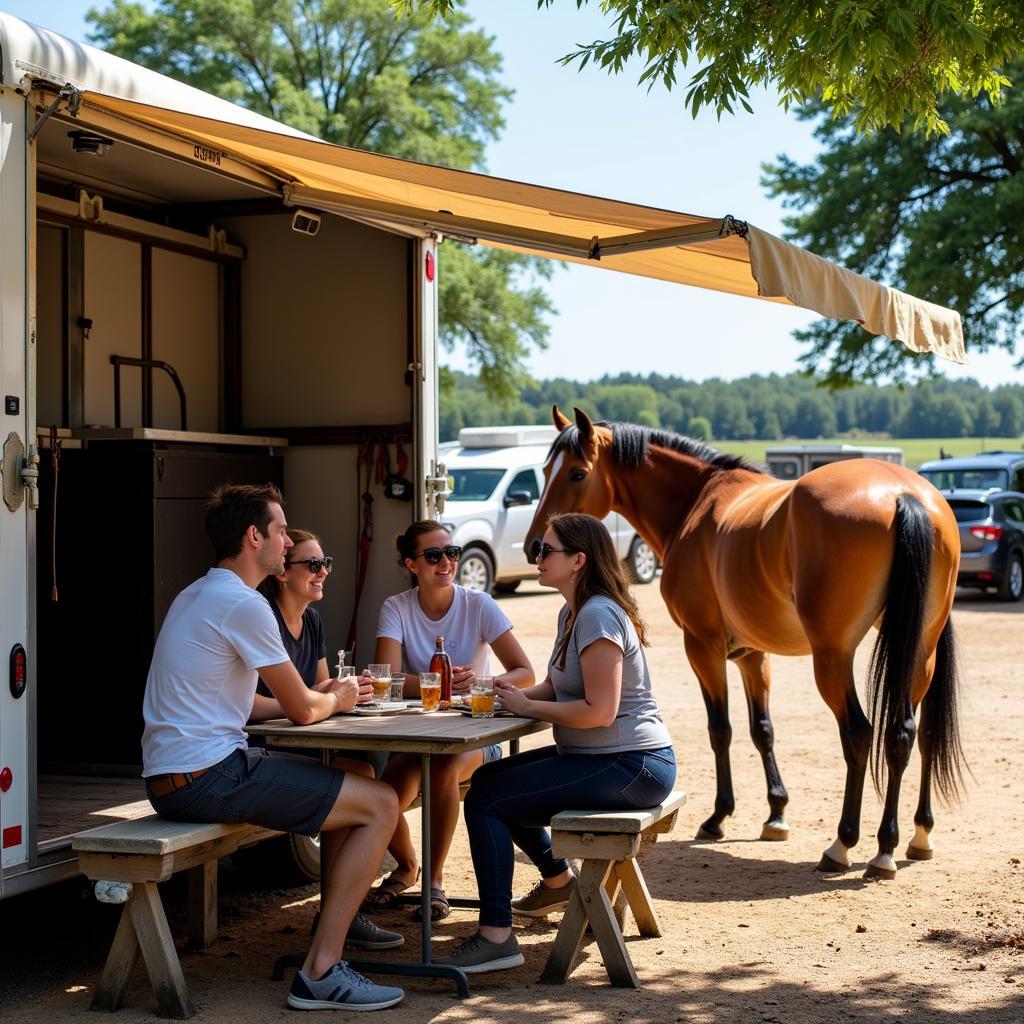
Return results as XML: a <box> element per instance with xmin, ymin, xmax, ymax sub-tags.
<box><xmin>141</xmin><ymin>483</ymin><xmax>404</xmax><ymax>1012</ymax></box>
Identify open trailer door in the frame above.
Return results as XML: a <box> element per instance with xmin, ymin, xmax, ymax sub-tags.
<box><xmin>412</xmin><ymin>236</ymin><xmax>448</xmax><ymax>520</ymax></box>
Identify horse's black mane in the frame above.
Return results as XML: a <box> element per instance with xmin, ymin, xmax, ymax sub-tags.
<box><xmin>547</xmin><ymin>421</ymin><xmax>765</xmax><ymax>474</ymax></box>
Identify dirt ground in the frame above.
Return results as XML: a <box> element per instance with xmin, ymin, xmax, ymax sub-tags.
<box><xmin>2</xmin><ymin>580</ymin><xmax>1022</xmax><ymax>1023</ymax></box>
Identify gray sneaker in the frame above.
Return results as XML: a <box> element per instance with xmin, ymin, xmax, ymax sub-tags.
<box><xmin>345</xmin><ymin>912</ymin><xmax>405</xmax><ymax>951</ymax></box>
<box><xmin>287</xmin><ymin>960</ymin><xmax>404</xmax><ymax>1011</ymax></box>
<box><xmin>435</xmin><ymin>932</ymin><xmax>524</xmax><ymax>974</ymax></box>
<box><xmin>511</xmin><ymin>876</ymin><xmax>577</xmax><ymax>917</ymax></box>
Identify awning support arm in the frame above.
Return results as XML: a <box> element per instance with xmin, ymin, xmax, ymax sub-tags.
<box><xmin>589</xmin><ymin>215</ymin><xmax>748</xmax><ymax>259</ymax></box>
<box><xmin>27</xmin><ymin>83</ymin><xmax>83</xmax><ymax>143</ymax></box>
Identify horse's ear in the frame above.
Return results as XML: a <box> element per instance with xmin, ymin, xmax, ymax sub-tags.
<box><xmin>573</xmin><ymin>406</ymin><xmax>595</xmax><ymax>445</ymax></box>
<box><xmin>552</xmin><ymin>405</ymin><xmax>571</xmax><ymax>431</ymax></box>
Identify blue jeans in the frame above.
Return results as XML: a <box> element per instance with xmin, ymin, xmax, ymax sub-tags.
<box><xmin>464</xmin><ymin>744</ymin><xmax>676</xmax><ymax>926</ymax></box>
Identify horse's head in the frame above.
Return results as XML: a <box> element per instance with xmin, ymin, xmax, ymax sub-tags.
<box><xmin>525</xmin><ymin>405</ymin><xmax>615</xmax><ymax>564</ymax></box>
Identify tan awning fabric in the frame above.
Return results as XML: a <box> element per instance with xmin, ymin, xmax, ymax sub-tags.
<box><xmin>82</xmin><ymin>91</ymin><xmax>965</xmax><ymax>364</ymax></box>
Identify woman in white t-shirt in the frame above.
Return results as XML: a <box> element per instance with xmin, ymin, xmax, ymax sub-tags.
<box><xmin>363</xmin><ymin>521</ymin><xmax>534</xmax><ymax>921</ymax></box>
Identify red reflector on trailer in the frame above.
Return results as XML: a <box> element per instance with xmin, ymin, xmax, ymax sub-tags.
<box><xmin>0</xmin><ymin>766</ymin><xmax>11</xmax><ymax>792</ymax></box>
<box><xmin>2</xmin><ymin>825</ymin><xmax>22</xmax><ymax>849</ymax></box>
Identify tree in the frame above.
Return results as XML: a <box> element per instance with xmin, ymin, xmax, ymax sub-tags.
<box><xmin>88</xmin><ymin>0</ymin><xmax>554</xmax><ymax>402</ymax></box>
<box><xmin>763</xmin><ymin>63</ymin><xmax>1024</xmax><ymax>388</ymax></box>
<box><xmin>687</xmin><ymin>416</ymin><xmax>712</xmax><ymax>442</ymax></box>
<box><xmin>394</xmin><ymin>0</ymin><xmax>1022</xmax><ymax>135</ymax></box>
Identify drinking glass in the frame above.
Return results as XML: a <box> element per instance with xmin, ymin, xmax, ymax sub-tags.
<box><xmin>368</xmin><ymin>664</ymin><xmax>391</xmax><ymax>706</ymax></box>
<box><xmin>470</xmin><ymin>675</ymin><xmax>495</xmax><ymax>718</ymax></box>
<box><xmin>419</xmin><ymin>672</ymin><xmax>441</xmax><ymax>713</ymax></box>
<box><xmin>390</xmin><ymin>673</ymin><xmax>406</xmax><ymax>703</ymax></box>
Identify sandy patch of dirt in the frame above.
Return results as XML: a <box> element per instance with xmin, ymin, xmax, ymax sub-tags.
<box><xmin>2</xmin><ymin>582</ymin><xmax>1022</xmax><ymax>1023</ymax></box>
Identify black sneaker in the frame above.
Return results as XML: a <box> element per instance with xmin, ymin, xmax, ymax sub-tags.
<box><xmin>434</xmin><ymin>932</ymin><xmax>524</xmax><ymax>974</ymax></box>
<box><xmin>287</xmin><ymin>960</ymin><xmax>404</xmax><ymax>1011</ymax></box>
<box><xmin>345</xmin><ymin>912</ymin><xmax>405</xmax><ymax>951</ymax></box>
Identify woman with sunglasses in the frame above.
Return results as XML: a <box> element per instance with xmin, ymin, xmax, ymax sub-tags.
<box><xmin>362</xmin><ymin>520</ymin><xmax>534</xmax><ymax>922</ymax></box>
<box><xmin>247</xmin><ymin>529</ymin><xmax>406</xmax><ymax>951</ymax></box>
<box><xmin>436</xmin><ymin>513</ymin><xmax>675</xmax><ymax>974</ymax></box>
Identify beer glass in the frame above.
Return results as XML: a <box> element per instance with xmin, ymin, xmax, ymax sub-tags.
<box><xmin>470</xmin><ymin>676</ymin><xmax>495</xmax><ymax>718</ymax></box>
<box><xmin>419</xmin><ymin>672</ymin><xmax>441</xmax><ymax>713</ymax></box>
<box><xmin>368</xmin><ymin>664</ymin><xmax>391</xmax><ymax>706</ymax></box>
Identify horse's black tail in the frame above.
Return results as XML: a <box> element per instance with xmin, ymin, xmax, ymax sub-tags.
<box><xmin>867</xmin><ymin>493</ymin><xmax>964</xmax><ymax>800</ymax></box>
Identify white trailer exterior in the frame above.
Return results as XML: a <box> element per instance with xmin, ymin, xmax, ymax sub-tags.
<box><xmin>0</xmin><ymin>13</ymin><xmax>443</xmax><ymax>897</ymax></box>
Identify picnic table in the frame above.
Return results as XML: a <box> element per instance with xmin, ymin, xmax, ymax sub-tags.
<box><xmin>246</xmin><ymin>708</ymin><xmax>550</xmax><ymax>997</ymax></box>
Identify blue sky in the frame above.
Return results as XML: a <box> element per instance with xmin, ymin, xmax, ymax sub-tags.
<box><xmin>7</xmin><ymin>1</ymin><xmax>1017</xmax><ymax>388</ymax></box>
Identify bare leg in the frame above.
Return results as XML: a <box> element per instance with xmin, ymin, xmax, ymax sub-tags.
<box><xmin>427</xmin><ymin>751</ymin><xmax>483</xmax><ymax>890</ymax></box>
<box><xmin>376</xmin><ymin>754</ymin><xmax>423</xmax><ymax>886</ymax></box>
<box><xmin>302</xmin><ymin>774</ymin><xmax>399</xmax><ymax>979</ymax></box>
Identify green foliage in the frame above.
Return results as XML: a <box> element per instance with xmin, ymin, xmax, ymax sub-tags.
<box><xmin>763</xmin><ymin>62</ymin><xmax>1024</xmax><ymax>387</ymax></box>
<box><xmin>440</xmin><ymin>368</ymin><xmax>1024</xmax><ymax>446</ymax></box>
<box><xmin>393</xmin><ymin>0</ymin><xmax>1023</xmax><ymax>135</ymax></box>
<box><xmin>87</xmin><ymin>0</ymin><xmax>554</xmax><ymax>400</ymax></box>
<box><xmin>687</xmin><ymin>415</ymin><xmax>712</xmax><ymax>441</ymax></box>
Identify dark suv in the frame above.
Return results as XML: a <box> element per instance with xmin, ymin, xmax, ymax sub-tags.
<box><xmin>919</xmin><ymin>453</ymin><xmax>1024</xmax><ymax>600</ymax></box>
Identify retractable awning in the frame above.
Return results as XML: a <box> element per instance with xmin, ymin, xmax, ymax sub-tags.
<box><xmin>77</xmin><ymin>90</ymin><xmax>965</xmax><ymax>365</ymax></box>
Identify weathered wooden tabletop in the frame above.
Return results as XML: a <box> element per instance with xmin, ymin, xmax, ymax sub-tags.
<box><xmin>246</xmin><ymin>709</ymin><xmax>550</xmax><ymax>754</ymax></box>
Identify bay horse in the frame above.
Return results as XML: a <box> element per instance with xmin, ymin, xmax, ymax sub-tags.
<box><xmin>526</xmin><ymin>406</ymin><xmax>965</xmax><ymax>879</ymax></box>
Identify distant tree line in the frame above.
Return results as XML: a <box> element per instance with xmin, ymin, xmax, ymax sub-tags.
<box><xmin>439</xmin><ymin>371</ymin><xmax>1024</xmax><ymax>442</ymax></box>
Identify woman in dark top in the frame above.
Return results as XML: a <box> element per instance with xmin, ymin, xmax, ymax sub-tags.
<box><xmin>247</xmin><ymin>529</ymin><xmax>403</xmax><ymax>952</ymax></box>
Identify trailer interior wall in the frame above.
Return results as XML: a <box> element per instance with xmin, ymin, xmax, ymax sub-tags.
<box><xmin>221</xmin><ymin>211</ymin><xmax>413</xmax><ymax>661</ymax></box>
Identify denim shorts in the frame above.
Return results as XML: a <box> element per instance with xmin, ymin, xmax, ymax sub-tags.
<box><xmin>482</xmin><ymin>743</ymin><xmax>502</xmax><ymax>764</ymax></box>
<box><xmin>146</xmin><ymin>746</ymin><xmax>343</xmax><ymax>837</ymax></box>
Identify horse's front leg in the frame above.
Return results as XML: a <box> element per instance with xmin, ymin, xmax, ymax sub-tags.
<box><xmin>735</xmin><ymin>650</ymin><xmax>789</xmax><ymax>840</ymax></box>
<box><xmin>684</xmin><ymin>632</ymin><xmax>734</xmax><ymax>840</ymax></box>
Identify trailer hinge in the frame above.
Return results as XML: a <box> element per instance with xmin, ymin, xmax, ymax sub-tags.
<box><xmin>425</xmin><ymin>460</ymin><xmax>451</xmax><ymax>517</ymax></box>
<box><xmin>26</xmin><ymin>83</ymin><xmax>83</xmax><ymax>143</ymax></box>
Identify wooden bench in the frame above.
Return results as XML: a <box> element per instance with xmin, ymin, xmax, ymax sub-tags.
<box><xmin>72</xmin><ymin>816</ymin><xmax>277</xmax><ymax>1018</ymax></box>
<box><xmin>539</xmin><ymin>790</ymin><xmax>687</xmax><ymax>989</ymax></box>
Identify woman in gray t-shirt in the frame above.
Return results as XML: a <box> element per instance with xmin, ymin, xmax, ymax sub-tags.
<box><xmin>437</xmin><ymin>513</ymin><xmax>675</xmax><ymax>975</ymax></box>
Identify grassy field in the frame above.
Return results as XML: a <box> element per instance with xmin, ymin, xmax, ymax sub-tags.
<box><xmin>714</xmin><ymin>437</ymin><xmax>1023</xmax><ymax>470</ymax></box>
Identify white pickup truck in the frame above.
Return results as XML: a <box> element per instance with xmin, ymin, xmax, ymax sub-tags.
<box><xmin>439</xmin><ymin>426</ymin><xmax>658</xmax><ymax>593</ymax></box>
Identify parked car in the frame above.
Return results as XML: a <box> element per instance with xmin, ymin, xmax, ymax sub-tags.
<box><xmin>934</xmin><ymin>490</ymin><xmax>1024</xmax><ymax>601</ymax></box>
<box><xmin>439</xmin><ymin>426</ymin><xmax>659</xmax><ymax>593</ymax></box>
<box><xmin>918</xmin><ymin>450</ymin><xmax>1024</xmax><ymax>494</ymax></box>
<box><xmin>765</xmin><ymin>444</ymin><xmax>904</xmax><ymax>480</ymax></box>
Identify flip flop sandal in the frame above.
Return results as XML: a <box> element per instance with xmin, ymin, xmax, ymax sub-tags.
<box><xmin>361</xmin><ymin>868</ymin><xmax>420</xmax><ymax>911</ymax></box>
<box><xmin>413</xmin><ymin>886</ymin><xmax>451</xmax><ymax>921</ymax></box>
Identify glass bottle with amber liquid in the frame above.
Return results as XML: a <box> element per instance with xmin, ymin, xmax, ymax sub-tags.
<box><xmin>429</xmin><ymin>635</ymin><xmax>453</xmax><ymax>704</ymax></box>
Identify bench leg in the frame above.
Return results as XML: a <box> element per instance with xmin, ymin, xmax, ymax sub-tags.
<box><xmin>539</xmin><ymin>860</ymin><xmax>608</xmax><ymax>985</ymax></box>
<box><xmin>129</xmin><ymin>882</ymin><xmax>196</xmax><ymax>1019</ymax></box>
<box><xmin>540</xmin><ymin>859</ymin><xmax>640</xmax><ymax>989</ymax></box>
<box><xmin>187</xmin><ymin>861</ymin><xmax>218</xmax><ymax>949</ymax></box>
<box><xmin>581</xmin><ymin>860</ymin><xmax>639</xmax><ymax>988</ymax></box>
<box><xmin>616</xmin><ymin>857</ymin><xmax>661</xmax><ymax>938</ymax></box>
<box><xmin>91</xmin><ymin>902</ymin><xmax>142</xmax><ymax>1013</ymax></box>
<box><xmin>605</xmin><ymin>867</ymin><xmax>628</xmax><ymax>931</ymax></box>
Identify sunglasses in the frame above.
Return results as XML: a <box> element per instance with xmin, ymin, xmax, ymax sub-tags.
<box><xmin>536</xmin><ymin>543</ymin><xmax>572</xmax><ymax>561</ymax></box>
<box><xmin>414</xmin><ymin>545</ymin><xmax>462</xmax><ymax>565</ymax></box>
<box><xmin>286</xmin><ymin>556</ymin><xmax>334</xmax><ymax>573</ymax></box>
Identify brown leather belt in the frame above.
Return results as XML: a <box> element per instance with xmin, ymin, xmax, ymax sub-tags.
<box><xmin>146</xmin><ymin>768</ymin><xmax>210</xmax><ymax>799</ymax></box>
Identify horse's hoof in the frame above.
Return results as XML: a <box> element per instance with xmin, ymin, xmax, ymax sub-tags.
<box><xmin>760</xmin><ymin>820</ymin><xmax>790</xmax><ymax>842</ymax></box>
<box><xmin>816</xmin><ymin>852</ymin><xmax>852</xmax><ymax>873</ymax></box>
<box><xmin>906</xmin><ymin>844</ymin><xmax>934</xmax><ymax>861</ymax></box>
<box><xmin>695</xmin><ymin>822</ymin><xmax>724</xmax><ymax>841</ymax></box>
<box><xmin>863</xmin><ymin>863</ymin><xmax>897</xmax><ymax>881</ymax></box>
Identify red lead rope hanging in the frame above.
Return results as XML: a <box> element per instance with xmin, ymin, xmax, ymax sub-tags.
<box><xmin>346</xmin><ymin>439</ymin><xmax>375</xmax><ymax>653</ymax></box>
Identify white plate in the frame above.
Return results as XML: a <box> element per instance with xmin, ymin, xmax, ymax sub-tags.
<box><xmin>352</xmin><ymin>702</ymin><xmax>409</xmax><ymax>715</ymax></box>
